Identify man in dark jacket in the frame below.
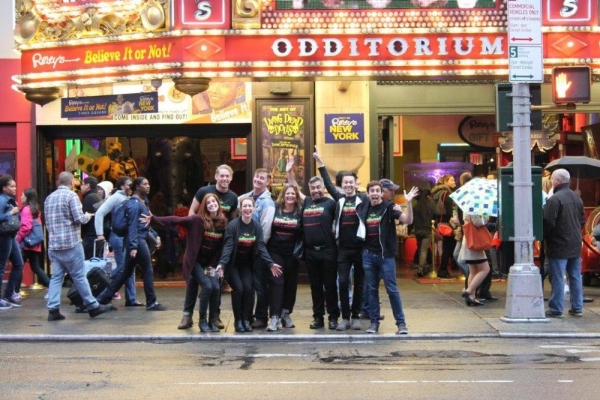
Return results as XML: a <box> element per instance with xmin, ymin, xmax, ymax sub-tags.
<box><xmin>543</xmin><ymin>168</ymin><xmax>585</xmax><ymax>318</ymax></box>
<box><xmin>81</xmin><ymin>176</ymin><xmax>102</xmax><ymax>260</ymax></box>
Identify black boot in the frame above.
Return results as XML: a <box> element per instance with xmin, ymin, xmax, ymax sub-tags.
<box><xmin>242</xmin><ymin>320</ymin><xmax>253</xmax><ymax>332</ymax></box>
<box><xmin>199</xmin><ymin>319</ymin><xmax>211</xmax><ymax>332</ymax></box>
<box><xmin>234</xmin><ymin>320</ymin><xmax>245</xmax><ymax>333</ymax></box>
<box><xmin>48</xmin><ymin>308</ymin><xmax>65</xmax><ymax>321</ymax></box>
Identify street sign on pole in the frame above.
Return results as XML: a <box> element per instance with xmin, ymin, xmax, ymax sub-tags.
<box><xmin>507</xmin><ymin>0</ymin><xmax>543</xmax><ymax>46</ymax></box>
<box><xmin>508</xmin><ymin>45</ymin><xmax>544</xmax><ymax>83</ymax></box>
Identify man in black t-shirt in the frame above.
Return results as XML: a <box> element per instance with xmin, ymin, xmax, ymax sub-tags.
<box><xmin>188</xmin><ymin>164</ymin><xmax>238</xmax><ymax>329</ymax></box>
<box><xmin>302</xmin><ymin>176</ymin><xmax>340</xmax><ymax>330</ymax></box>
<box><xmin>314</xmin><ymin>148</ymin><xmax>367</xmax><ymax>331</ymax></box>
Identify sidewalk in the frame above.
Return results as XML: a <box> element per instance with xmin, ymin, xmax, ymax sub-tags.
<box><xmin>1</xmin><ymin>277</ymin><xmax>599</xmax><ymax>342</ymax></box>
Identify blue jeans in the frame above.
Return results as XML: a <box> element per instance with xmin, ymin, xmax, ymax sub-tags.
<box><xmin>47</xmin><ymin>244</ymin><xmax>100</xmax><ymax>310</ymax></box>
<box><xmin>362</xmin><ymin>250</ymin><xmax>406</xmax><ymax>325</ymax></box>
<box><xmin>183</xmin><ymin>263</ymin><xmax>220</xmax><ymax>319</ymax></box>
<box><xmin>108</xmin><ymin>232</ymin><xmax>137</xmax><ymax>303</ymax></box>
<box><xmin>548</xmin><ymin>257</ymin><xmax>583</xmax><ymax>314</ymax></box>
<box><xmin>0</xmin><ymin>235</ymin><xmax>24</xmax><ymax>298</ymax></box>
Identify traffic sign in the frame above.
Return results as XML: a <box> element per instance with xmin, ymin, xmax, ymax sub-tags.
<box><xmin>509</xmin><ymin>45</ymin><xmax>544</xmax><ymax>83</ymax></box>
<box><xmin>507</xmin><ymin>0</ymin><xmax>542</xmax><ymax>46</ymax></box>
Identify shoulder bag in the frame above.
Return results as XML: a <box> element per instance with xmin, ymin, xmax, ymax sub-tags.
<box><xmin>463</xmin><ymin>221</ymin><xmax>493</xmax><ymax>252</ymax></box>
<box><xmin>22</xmin><ymin>219</ymin><xmax>44</xmax><ymax>247</ymax></box>
<box><xmin>0</xmin><ymin>212</ymin><xmax>21</xmax><ymax>236</ymax></box>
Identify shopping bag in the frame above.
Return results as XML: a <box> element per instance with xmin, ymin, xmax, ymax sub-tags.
<box><xmin>463</xmin><ymin>222</ymin><xmax>492</xmax><ymax>252</ymax></box>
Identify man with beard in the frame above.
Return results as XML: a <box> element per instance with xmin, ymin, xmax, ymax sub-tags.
<box><xmin>302</xmin><ymin>176</ymin><xmax>340</xmax><ymax>330</ymax></box>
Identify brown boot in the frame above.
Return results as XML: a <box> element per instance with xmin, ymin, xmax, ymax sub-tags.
<box><xmin>177</xmin><ymin>315</ymin><xmax>193</xmax><ymax>330</ymax></box>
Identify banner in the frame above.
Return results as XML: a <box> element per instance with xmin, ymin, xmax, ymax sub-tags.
<box><xmin>61</xmin><ymin>92</ymin><xmax>158</xmax><ymax>119</ymax></box>
<box><xmin>325</xmin><ymin>114</ymin><xmax>364</xmax><ymax>143</ymax></box>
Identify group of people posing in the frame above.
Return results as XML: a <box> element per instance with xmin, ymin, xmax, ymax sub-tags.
<box><xmin>0</xmin><ymin>147</ymin><xmax>419</xmax><ymax>335</ymax></box>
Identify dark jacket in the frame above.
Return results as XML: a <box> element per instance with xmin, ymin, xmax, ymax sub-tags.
<box><xmin>543</xmin><ymin>183</ymin><xmax>585</xmax><ymax>259</ymax></box>
<box><xmin>125</xmin><ymin>196</ymin><xmax>151</xmax><ymax>251</ymax></box>
<box><xmin>356</xmin><ymin>200</ymin><xmax>401</xmax><ymax>258</ymax></box>
<box><xmin>152</xmin><ymin>215</ymin><xmax>224</xmax><ymax>282</ymax></box>
<box><xmin>81</xmin><ymin>189</ymin><xmax>100</xmax><ymax>238</ymax></box>
<box><xmin>0</xmin><ymin>192</ymin><xmax>19</xmax><ymax>238</ymax></box>
<box><xmin>413</xmin><ymin>197</ymin><xmax>436</xmax><ymax>237</ymax></box>
<box><xmin>218</xmin><ymin>217</ymin><xmax>274</xmax><ymax>277</ymax></box>
<box><xmin>431</xmin><ymin>184</ymin><xmax>453</xmax><ymax>223</ymax></box>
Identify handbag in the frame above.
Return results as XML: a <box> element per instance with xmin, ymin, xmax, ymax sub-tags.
<box><xmin>463</xmin><ymin>221</ymin><xmax>493</xmax><ymax>252</ymax></box>
<box><xmin>436</xmin><ymin>222</ymin><xmax>454</xmax><ymax>237</ymax></box>
<box><xmin>0</xmin><ymin>213</ymin><xmax>21</xmax><ymax>236</ymax></box>
<box><xmin>22</xmin><ymin>219</ymin><xmax>44</xmax><ymax>248</ymax></box>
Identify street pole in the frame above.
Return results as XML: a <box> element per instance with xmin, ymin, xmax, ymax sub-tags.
<box><xmin>501</xmin><ymin>82</ymin><xmax>547</xmax><ymax>322</ymax></box>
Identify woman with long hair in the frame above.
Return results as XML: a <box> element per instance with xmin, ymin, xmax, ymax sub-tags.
<box><xmin>0</xmin><ymin>175</ymin><xmax>25</xmax><ymax>309</ymax></box>
<box><xmin>142</xmin><ymin>193</ymin><xmax>228</xmax><ymax>332</ymax></box>
<box><xmin>216</xmin><ymin>197</ymin><xmax>282</xmax><ymax>333</ymax></box>
<box><xmin>265</xmin><ymin>184</ymin><xmax>303</xmax><ymax>331</ymax></box>
<box><xmin>96</xmin><ymin>177</ymin><xmax>166</xmax><ymax>311</ymax></box>
<box><xmin>16</xmin><ymin>188</ymin><xmax>50</xmax><ymax>292</ymax></box>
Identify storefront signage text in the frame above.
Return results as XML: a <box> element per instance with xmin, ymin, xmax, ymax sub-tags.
<box><xmin>263</xmin><ymin>107</ymin><xmax>305</xmax><ymax>137</ymax></box>
<box><xmin>325</xmin><ymin>114</ymin><xmax>364</xmax><ymax>143</ymax></box>
<box><xmin>458</xmin><ymin>115</ymin><xmax>497</xmax><ymax>149</ymax></box>
<box><xmin>61</xmin><ymin>92</ymin><xmax>159</xmax><ymax>119</ymax></box>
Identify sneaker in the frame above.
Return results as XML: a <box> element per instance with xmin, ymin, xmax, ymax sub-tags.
<box><xmin>568</xmin><ymin>309</ymin><xmax>583</xmax><ymax>317</ymax></box>
<box><xmin>281</xmin><ymin>313</ymin><xmax>295</xmax><ymax>328</ymax></box>
<box><xmin>113</xmin><ymin>292</ymin><xmax>121</xmax><ymax>300</ymax></box>
<box><xmin>48</xmin><ymin>308</ymin><xmax>65</xmax><ymax>321</ymax></box>
<box><xmin>351</xmin><ymin>319</ymin><xmax>361</xmax><ymax>330</ymax></box>
<box><xmin>336</xmin><ymin>319</ymin><xmax>350</xmax><ymax>331</ymax></box>
<box><xmin>310</xmin><ymin>318</ymin><xmax>324</xmax><ymax>329</ymax></box>
<box><xmin>328</xmin><ymin>319</ymin><xmax>338</xmax><ymax>330</ymax></box>
<box><xmin>89</xmin><ymin>304</ymin><xmax>112</xmax><ymax>318</ymax></box>
<box><xmin>366</xmin><ymin>322</ymin><xmax>379</xmax><ymax>333</ymax></box>
<box><xmin>212</xmin><ymin>318</ymin><xmax>224</xmax><ymax>330</ymax></box>
<box><xmin>397</xmin><ymin>322</ymin><xmax>409</xmax><ymax>335</ymax></box>
<box><xmin>13</xmin><ymin>291</ymin><xmax>23</xmax><ymax>301</ymax></box>
<box><xmin>146</xmin><ymin>303</ymin><xmax>167</xmax><ymax>311</ymax></box>
<box><xmin>277</xmin><ymin>317</ymin><xmax>283</xmax><ymax>330</ymax></box>
<box><xmin>266</xmin><ymin>316</ymin><xmax>280</xmax><ymax>332</ymax></box>
<box><xmin>0</xmin><ymin>299</ymin><xmax>13</xmax><ymax>310</ymax></box>
<box><xmin>545</xmin><ymin>310</ymin><xmax>564</xmax><ymax>318</ymax></box>
<box><xmin>4</xmin><ymin>296</ymin><xmax>22</xmax><ymax>308</ymax></box>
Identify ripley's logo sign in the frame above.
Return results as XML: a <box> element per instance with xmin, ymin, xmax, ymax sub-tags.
<box><xmin>545</xmin><ymin>0</ymin><xmax>596</xmax><ymax>24</ymax></box>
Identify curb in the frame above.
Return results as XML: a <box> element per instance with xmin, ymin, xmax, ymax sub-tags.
<box><xmin>2</xmin><ymin>332</ymin><xmax>600</xmax><ymax>342</ymax></box>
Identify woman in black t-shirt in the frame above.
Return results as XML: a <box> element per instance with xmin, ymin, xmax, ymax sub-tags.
<box><xmin>266</xmin><ymin>185</ymin><xmax>303</xmax><ymax>331</ymax></box>
<box><xmin>216</xmin><ymin>197</ymin><xmax>281</xmax><ymax>333</ymax></box>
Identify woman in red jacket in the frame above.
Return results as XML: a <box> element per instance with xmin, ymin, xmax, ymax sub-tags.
<box><xmin>142</xmin><ymin>193</ymin><xmax>227</xmax><ymax>332</ymax></box>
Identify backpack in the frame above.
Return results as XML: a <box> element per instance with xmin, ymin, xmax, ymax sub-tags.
<box><xmin>433</xmin><ymin>190</ymin><xmax>447</xmax><ymax>216</ymax></box>
<box><xmin>110</xmin><ymin>199</ymin><xmax>130</xmax><ymax>237</ymax></box>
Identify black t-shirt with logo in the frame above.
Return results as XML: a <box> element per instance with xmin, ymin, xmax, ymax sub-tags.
<box><xmin>234</xmin><ymin>220</ymin><xmax>256</xmax><ymax>267</ymax></box>
<box><xmin>197</xmin><ymin>229</ymin><xmax>224</xmax><ymax>267</ymax></box>
<box><xmin>338</xmin><ymin>194</ymin><xmax>361</xmax><ymax>249</ymax></box>
<box><xmin>194</xmin><ymin>185</ymin><xmax>238</xmax><ymax>221</ymax></box>
<box><xmin>268</xmin><ymin>210</ymin><xmax>302</xmax><ymax>256</ymax></box>
<box><xmin>365</xmin><ymin>202</ymin><xmax>386</xmax><ymax>253</ymax></box>
<box><xmin>302</xmin><ymin>197</ymin><xmax>336</xmax><ymax>247</ymax></box>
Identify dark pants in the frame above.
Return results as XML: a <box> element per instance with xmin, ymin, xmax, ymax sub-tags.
<box><xmin>20</xmin><ymin>250</ymin><xmax>50</xmax><ymax>289</ymax></box>
<box><xmin>98</xmin><ymin>237</ymin><xmax>157</xmax><ymax>307</ymax></box>
<box><xmin>305</xmin><ymin>246</ymin><xmax>340</xmax><ymax>321</ymax></box>
<box><xmin>268</xmin><ymin>251</ymin><xmax>299</xmax><ymax>318</ymax></box>
<box><xmin>337</xmin><ymin>247</ymin><xmax>364</xmax><ymax>320</ymax></box>
<box><xmin>182</xmin><ymin>263</ymin><xmax>220</xmax><ymax>319</ymax></box>
<box><xmin>0</xmin><ymin>235</ymin><xmax>24</xmax><ymax>298</ymax></box>
<box><xmin>438</xmin><ymin>236</ymin><xmax>456</xmax><ymax>273</ymax></box>
<box><xmin>253</xmin><ymin>257</ymin><xmax>269</xmax><ymax>322</ymax></box>
<box><xmin>229</xmin><ymin>263</ymin><xmax>254</xmax><ymax>321</ymax></box>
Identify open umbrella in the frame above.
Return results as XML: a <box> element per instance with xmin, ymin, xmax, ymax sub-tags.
<box><xmin>449</xmin><ymin>177</ymin><xmax>498</xmax><ymax>217</ymax></box>
<box><xmin>545</xmin><ymin>156</ymin><xmax>600</xmax><ymax>190</ymax></box>
<box><xmin>545</xmin><ymin>156</ymin><xmax>600</xmax><ymax>179</ymax></box>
